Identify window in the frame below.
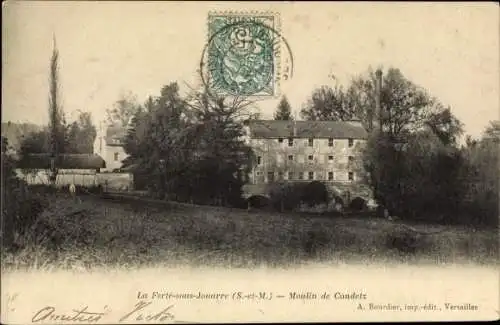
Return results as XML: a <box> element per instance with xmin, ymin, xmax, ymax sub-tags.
<box><xmin>348</xmin><ymin>156</ymin><xmax>354</xmax><ymax>164</ymax></box>
<box><xmin>278</xmin><ymin>171</ymin><xmax>284</xmax><ymax>180</ymax></box>
<box><xmin>288</xmin><ymin>155</ymin><xmax>294</xmax><ymax>161</ymax></box>
<box><xmin>348</xmin><ymin>138</ymin><xmax>354</xmax><ymax>147</ymax></box>
<box><xmin>308</xmin><ymin>155</ymin><xmax>314</xmax><ymax>161</ymax></box>
<box><xmin>328</xmin><ymin>138</ymin><xmax>334</xmax><ymax>147</ymax></box>
<box><xmin>256</xmin><ymin>171</ymin><xmax>262</xmax><ymax>176</ymax></box>
<box><xmin>257</xmin><ymin>156</ymin><xmax>262</xmax><ymax>165</ymax></box>
<box><xmin>328</xmin><ymin>171</ymin><xmax>334</xmax><ymax>181</ymax></box>
<box><xmin>308</xmin><ymin>138</ymin><xmax>314</xmax><ymax>147</ymax></box>
<box><xmin>114</xmin><ymin>152</ymin><xmax>119</xmax><ymax>161</ymax></box>
<box><xmin>288</xmin><ymin>172</ymin><xmax>294</xmax><ymax>180</ymax></box>
<box><xmin>288</xmin><ymin>138</ymin><xmax>294</xmax><ymax>146</ymax></box>
<box><xmin>348</xmin><ymin>172</ymin><xmax>354</xmax><ymax>181</ymax></box>
<box><xmin>278</xmin><ymin>138</ymin><xmax>283</xmax><ymax>143</ymax></box>
<box><xmin>298</xmin><ymin>172</ymin><xmax>304</xmax><ymax>180</ymax></box>
<box><xmin>267</xmin><ymin>171</ymin><xmax>275</xmax><ymax>182</ymax></box>
<box><xmin>308</xmin><ymin>171</ymin><xmax>314</xmax><ymax>180</ymax></box>
<box><xmin>328</xmin><ymin>155</ymin><xmax>334</xmax><ymax>162</ymax></box>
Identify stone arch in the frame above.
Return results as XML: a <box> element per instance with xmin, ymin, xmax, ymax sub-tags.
<box><xmin>349</xmin><ymin>196</ymin><xmax>367</xmax><ymax>211</ymax></box>
<box><xmin>246</xmin><ymin>195</ymin><xmax>271</xmax><ymax>209</ymax></box>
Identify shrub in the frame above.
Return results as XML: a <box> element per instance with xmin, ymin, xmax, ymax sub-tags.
<box><xmin>3</xmin><ymin>181</ymin><xmax>43</xmax><ymax>246</ymax></box>
<box><xmin>385</xmin><ymin>229</ymin><xmax>432</xmax><ymax>254</ymax></box>
<box><xmin>1</xmin><ymin>138</ymin><xmax>47</xmax><ymax>250</ymax></box>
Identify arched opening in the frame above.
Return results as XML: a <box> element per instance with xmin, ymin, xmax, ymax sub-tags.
<box><xmin>349</xmin><ymin>196</ymin><xmax>367</xmax><ymax>211</ymax></box>
<box><xmin>247</xmin><ymin>195</ymin><xmax>271</xmax><ymax>209</ymax></box>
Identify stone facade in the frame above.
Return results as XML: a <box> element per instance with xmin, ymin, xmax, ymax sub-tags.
<box><xmin>94</xmin><ymin>119</ymin><xmax>373</xmax><ymax>202</ymax></box>
<box><xmin>242</xmin><ymin>120</ymin><xmax>373</xmax><ymax>202</ymax></box>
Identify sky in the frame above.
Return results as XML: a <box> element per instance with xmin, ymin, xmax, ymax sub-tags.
<box><xmin>2</xmin><ymin>1</ymin><xmax>499</xmax><ymax>138</ymax></box>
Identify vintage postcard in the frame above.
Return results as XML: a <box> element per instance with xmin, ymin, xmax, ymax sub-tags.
<box><xmin>1</xmin><ymin>1</ymin><xmax>499</xmax><ymax>323</ymax></box>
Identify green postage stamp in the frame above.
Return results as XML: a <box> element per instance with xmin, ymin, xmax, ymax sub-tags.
<box><xmin>204</xmin><ymin>12</ymin><xmax>292</xmax><ymax>97</ymax></box>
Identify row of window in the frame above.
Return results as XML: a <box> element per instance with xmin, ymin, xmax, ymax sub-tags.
<box><xmin>257</xmin><ymin>171</ymin><xmax>354</xmax><ymax>181</ymax></box>
<box><xmin>277</xmin><ymin>137</ymin><xmax>355</xmax><ymax>147</ymax></box>
<box><xmin>256</xmin><ymin>155</ymin><xmax>355</xmax><ymax>165</ymax></box>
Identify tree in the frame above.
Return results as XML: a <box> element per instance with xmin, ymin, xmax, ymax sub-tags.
<box><xmin>366</xmin><ymin>67</ymin><xmax>462</xmax><ymax>140</ymax></box>
<box><xmin>302</xmin><ymin>67</ymin><xmax>463</xmax><ymax>144</ymax></box>
<box><xmin>424</xmin><ymin>106</ymin><xmax>463</xmax><ymax>146</ymax></box>
<box><xmin>123</xmin><ymin>81</ymin><xmax>255</xmax><ymax>206</ymax></box>
<box><xmin>66</xmin><ymin>111</ymin><xmax>97</xmax><ymax>153</ymax></box>
<box><xmin>48</xmin><ymin>35</ymin><xmax>66</xmax><ymax>184</ymax></box>
<box><xmin>457</xmin><ymin>121</ymin><xmax>499</xmax><ymax>226</ymax></box>
<box><xmin>483</xmin><ymin>120</ymin><xmax>500</xmax><ymax>141</ymax></box>
<box><xmin>19</xmin><ymin>129</ymin><xmax>50</xmax><ymax>155</ymax></box>
<box><xmin>105</xmin><ymin>91</ymin><xmax>142</xmax><ymax>127</ymax></box>
<box><xmin>300</xmin><ymin>85</ymin><xmax>357</xmax><ymax>121</ymax></box>
<box><xmin>183</xmin><ymin>87</ymin><xmax>255</xmax><ymax>205</ymax></box>
<box><xmin>274</xmin><ymin>96</ymin><xmax>293</xmax><ymax>120</ymax></box>
<box><xmin>358</xmin><ymin>67</ymin><xmax>466</xmax><ymax>222</ymax></box>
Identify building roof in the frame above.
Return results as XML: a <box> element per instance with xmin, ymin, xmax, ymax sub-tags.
<box><xmin>105</xmin><ymin>124</ymin><xmax>127</xmax><ymax>146</ymax></box>
<box><xmin>16</xmin><ymin>153</ymin><xmax>106</xmax><ymax>170</ymax></box>
<box><xmin>247</xmin><ymin>120</ymin><xmax>368</xmax><ymax>139</ymax></box>
<box><xmin>101</xmin><ymin>120</ymin><xmax>368</xmax><ymax>145</ymax></box>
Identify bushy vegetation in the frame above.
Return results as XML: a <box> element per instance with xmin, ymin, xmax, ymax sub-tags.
<box><xmin>120</xmin><ymin>83</ymin><xmax>255</xmax><ymax>207</ymax></box>
<box><xmin>309</xmin><ymin>67</ymin><xmax>500</xmax><ymax>228</ymax></box>
<box><xmin>1</xmin><ymin>137</ymin><xmax>47</xmax><ymax>251</ymax></box>
<box><xmin>267</xmin><ymin>181</ymin><xmax>330</xmax><ymax>212</ymax></box>
<box><xmin>364</xmin><ymin>123</ymin><xmax>499</xmax><ymax>227</ymax></box>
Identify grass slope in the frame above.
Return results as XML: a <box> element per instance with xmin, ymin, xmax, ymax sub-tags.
<box><xmin>2</xmin><ymin>194</ymin><xmax>498</xmax><ymax>271</ymax></box>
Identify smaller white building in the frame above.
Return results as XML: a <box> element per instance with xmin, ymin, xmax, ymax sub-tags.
<box><xmin>94</xmin><ymin>123</ymin><xmax>128</xmax><ymax>172</ymax></box>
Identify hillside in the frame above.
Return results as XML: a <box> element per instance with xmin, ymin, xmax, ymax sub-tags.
<box><xmin>2</xmin><ymin>192</ymin><xmax>497</xmax><ymax>270</ymax></box>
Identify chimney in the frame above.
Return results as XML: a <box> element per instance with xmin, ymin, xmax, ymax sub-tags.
<box><xmin>293</xmin><ymin>119</ymin><xmax>297</xmax><ymax>138</ymax></box>
<box><xmin>375</xmin><ymin>69</ymin><xmax>383</xmax><ymax>132</ymax></box>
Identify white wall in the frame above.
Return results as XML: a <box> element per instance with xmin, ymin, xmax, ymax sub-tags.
<box><xmin>16</xmin><ymin>169</ymin><xmax>98</xmax><ymax>187</ymax></box>
<box><xmin>102</xmin><ymin>145</ymin><xmax>128</xmax><ymax>171</ymax></box>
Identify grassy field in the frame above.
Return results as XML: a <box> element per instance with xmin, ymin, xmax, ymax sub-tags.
<box><xmin>2</xmin><ymin>193</ymin><xmax>498</xmax><ymax>271</ymax></box>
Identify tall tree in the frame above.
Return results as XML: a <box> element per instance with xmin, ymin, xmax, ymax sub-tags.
<box><xmin>48</xmin><ymin>35</ymin><xmax>66</xmax><ymax>184</ymax></box>
<box><xmin>124</xmin><ymin>82</ymin><xmax>254</xmax><ymax>206</ymax></box>
<box><xmin>183</xmin><ymin>88</ymin><xmax>254</xmax><ymax>205</ymax></box>
<box><xmin>122</xmin><ymin>83</ymin><xmax>188</xmax><ymax>198</ymax></box>
<box><xmin>274</xmin><ymin>96</ymin><xmax>293</xmax><ymax>120</ymax></box>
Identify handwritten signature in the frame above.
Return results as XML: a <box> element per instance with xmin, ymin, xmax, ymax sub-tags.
<box><xmin>119</xmin><ymin>301</ymin><xmax>175</xmax><ymax>323</ymax></box>
<box><xmin>31</xmin><ymin>306</ymin><xmax>108</xmax><ymax>323</ymax></box>
<box><xmin>31</xmin><ymin>301</ymin><xmax>175</xmax><ymax>323</ymax></box>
